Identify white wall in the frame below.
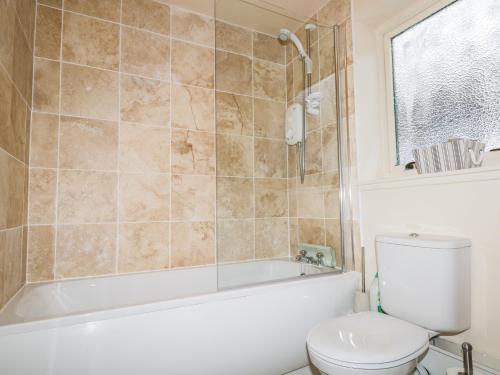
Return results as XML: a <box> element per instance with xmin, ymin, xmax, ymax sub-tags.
<box><xmin>352</xmin><ymin>0</ymin><xmax>500</xmax><ymax>360</ymax></box>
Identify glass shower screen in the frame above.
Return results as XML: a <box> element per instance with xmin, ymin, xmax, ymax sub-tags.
<box><xmin>214</xmin><ymin>0</ymin><xmax>353</xmax><ymax>289</ymax></box>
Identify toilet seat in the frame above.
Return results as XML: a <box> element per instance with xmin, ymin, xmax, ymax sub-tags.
<box><xmin>307</xmin><ymin>312</ymin><xmax>430</xmax><ymax>371</ymax></box>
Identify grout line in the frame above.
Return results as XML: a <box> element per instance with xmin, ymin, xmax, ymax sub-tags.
<box><xmin>211</xmin><ymin>16</ymin><xmax>217</xmax><ymax>269</ymax></box>
<box><xmin>0</xmin><ymin>142</ymin><xmax>26</xmax><ymax>167</ymax></box>
<box><xmin>25</xmin><ymin>0</ymin><xmax>40</xmax><ymax>283</ymax></box>
<box><xmin>168</xmin><ymin>6</ymin><xmax>173</xmax><ymax>270</ymax></box>
<box><xmin>52</xmin><ymin>0</ymin><xmax>65</xmax><ymax>281</ymax></box>
<box><xmin>115</xmin><ymin>0</ymin><xmax>123</xmax><ymax>274</ymax></box>
<box><xmin>0</xmin><ymin>60</ymin><xmax>32</xmax><ymax>112</ymax></box>
<box><xmin>215</xmin><ymin>46</ymin><xmax>286</xmax><ymax>67</ymax></box>
<box><xmin>215</xmin><ymin>88</ymin><xmax>286</xmax><ymax>105</ymax></box>
<box><xmin>250</xmin><ymin>27</ymin><xmax>256</xmax><ymax>262</ymax></box>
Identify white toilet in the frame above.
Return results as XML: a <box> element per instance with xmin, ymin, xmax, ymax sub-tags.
<box><xmin>307</xmin><ymin>233</ymin><xmax>471</xmax><ymax>375</ymax></box>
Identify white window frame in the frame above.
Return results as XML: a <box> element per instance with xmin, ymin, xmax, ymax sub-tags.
<box><xmin>377</xmin><ymin>0</ymin><xmax>500</xmax><ymax>177</ymax></box>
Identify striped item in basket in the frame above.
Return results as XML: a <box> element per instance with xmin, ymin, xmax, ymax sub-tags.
<box><xmin>412</xmin><ymin>138</ymin><xmax>485</xmax><ymax>174</ymax></box>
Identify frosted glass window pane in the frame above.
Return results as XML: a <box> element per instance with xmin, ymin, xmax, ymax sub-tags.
<box><xmin>391</xmin><ymin>0</ymin><xmax>500</xmax><ymax>165</ymax></box>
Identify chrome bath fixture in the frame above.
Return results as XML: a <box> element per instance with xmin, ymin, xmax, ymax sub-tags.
<box><xmin>278</xmin><ymin>25</ymin><xmax>316</xmax><ymax>184</ymax></box>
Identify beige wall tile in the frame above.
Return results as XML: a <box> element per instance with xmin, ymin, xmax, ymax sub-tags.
<box><xmin>322</xmin><ymin>126</ymin><xmax>338</xmax><ymax>172</ymax></box>
<box><xmin>298</xmin><ymin>218</ymin><xmax>325</xmax><ymax>246</ymax></box>
<box><xmin>215</xmin><ymin>51</ymin><xmax>252</xmax><ymax>96</ymax></box>
<box><xmin>2</xmin><ymin>227</ymin><xmax>24</xmax><ymax>302</ymax></box>
<box><xmin>312</xmin><ymin>42</ymin><xmax>321</xmax><ymax>86</ymax></box>
<box><xmin>23</xmin><ymin>112</ymin><xmax>31</xmax><ymax>166</ymax></box>
<box><xmin>30</xmin><ymin>113</ymin><xmax>58</xmax><ymax>168</ymax></box>
<box><xmin>305</xmin><ymin>130</ymin><xmax>322</xmax><ymax>174</ymax></box>
<box><xmin>292</xmin><ymin>58</ymin><xmax>304</xmax><ymax>99</ymax></box>
<box><xmin>61</xmin><ymin>64</ymin><xmax>118</xmax><ymax>121</ymax></box>
<box><xmin>287</xmin><ymin>145</ymin><xmax>298</xmax><ymax>178</ymax></box>
<box><xmin>347</xmin><ymin>65</ymin><xmax>355</xmax><ymax>117</ymax></box>
<box><xmin>120</xmin><ymin>75</ymin><xmax>170</xmax><ymax>126</ymax></box>
<box><xmin>27</xmin><ymin>225</ymin><xmax>54</xmax><ymax>282</ymax></box>
<box><xmin>119</xmin><ymin>122</ymin><xmax>170</xmax><ymax>173</ymax></box>
<box><xmin>118</xmin><ymin>222</ymin><xmax>169</xmax><ymax>272</ymax></box>
<box><xmin>62</xmin><ymin>12</ymin><xmax>119</xmax><ymax>71</ymax></box>
<box><xmin>217</xmin><ymin>219</ymin><xmax>254</xmax><ymax>262</ymax></box>
<box><xmin>324</xmin><ymin>187</ymin><xmax>340</xmax><ymax>219</ymax></box>
<box><xmin>171</xmin><ymin>129</ymin><xmax>215</xmax><ymax>175</ymax></box>
<box><xmin>28</xmin><ymin>168</ymin><xmax>57</xmax><ymax>224</ymax></box>
<box><xmin>216</xmin><ymin>177</ymin><xmax>254</xmax><ymax>219</ymax></box>
<box><xmin>216</xmin><ymin>134</ymin><xmax>253</xmax><ymax>177</ymax></box>
<box><xmin>171</xmin><ymin>40</ymin><xmax>214</xmax><ymax>89</ymax></box>
<box><xmin>56</xmin><ymin>224</ymin><xmax>116</xmax><ymax>278</ymax></box>
<box><xmin>65</xmin><ymin>0</ymin><xmax>120</xmax><ymax>22</ymax></box>
<box><xmin>172</xmin><ymin>8</ymin><xmax>214</xmax><ymax>47</ymax></box>
<box><xmin>15</xmin><ymin>0</ymin><xmax>36</xmax><ymax>48</ymax></box>
<box><xmin>121</xmin><ymin>27</ymin><xmax>170</xmax><ymax>80</ymax></box>
<box><xmin>254</xmin><ymin>60</ymin><xmax>286</xmax><ymax>102</ymax></box>
<box><xmin>122</xmin><ymin>0</ymin><xmax>170</xmax><ymax>35</ymax></box>
<box><xmin>35</xmin><ymin>5</ymin><xmax>61</xmax><ymax>59</ymax></box>
<box><xmin>0</xmin><ymin>1</ymin><xmax>16</xmax><ymax>79</ymax></box>
<box><xmin>215</xmin><ymin>92</ymin><xmax>253</xmax><ymax>136</ymax></box>
<box><xmin>286</xmin><ymin>63</ymin><xmax>293</xmax><ymax>101</ymax></box>
<box><xmin>325</xmin><ymin>218</ymin><xmax>341</xmax><ymax>265</ymax></box>
<box><xmin>119</xmin><ymin>173</ymin><xmax>169</xmax><ymax>222</ymax></box>
<box><xmin>172</xmin><ymin>84</ymin><xmax>214</xmax><ymax>131</ymax></box>
<box><xmin>254</xmin><ymin>138</ymin><xmax>286</xmax><ymax>178</ymax></box>
<box><xmin>171</xmin><ymin>174</ymin><xmax>215</xmax><ymax>221</ymax></box>
<box><xmin>255</xmin><ymin>178</ymin><xmax>288</xmax><ymax>218</ymax></box>
<box><xmin>12</xmin><ymin>16</ymin><xmax>33</xmax><ymax>104</ymax></box>
<box><xmin>289</xmin><ymin>217</ymin><xmax>299</xmax><ymax>256</ymax></box>
<box><xmin>39</xmin><ymin>0</ymin><xmax>62</xmax><ymax>8</ymax></box>
<box><xmin>253</xmin><ymin>32</ymin><xmax>285</xmax><ymax>65</ymax></box>
<box><xmin>0</xmin><ymin>231</ymin><xmax>4</xmax><ymax>306</ymax></box>
<box><xmin>0</xmin><ymin>154</ymin><xmax>25</xmax><ymax>230</ymax></box>
<box><xmin>255</xmin><ymin>218</ymin><xmax>289</xmax><ymax>258</ymax></box>
<box><xmin>319</xmin><ymin>33</ymin><xmax>335</xmax><ymax>81</ymax></box>
<box><xmin>253</xmin><ymin>98</ymin><xmax>285</xmax><ymax>139</ymax></box>
<box><xmin>170</xmin><ymin>221</ymin><xmax>215</xmax><ymax>268</ymax></box>
<box><xmin>0</xmin><ymin>68</ymin><xmax>27</xmax><ymax>162</ymax></box>
<box><xmin>33</xmin><ymin>58</ymin><xmax>60</xmax><ymax>113</ymax></box>
<box><xmin>59</xmin><ymin>116</ymin><xmax>118</xmax><ymax>170</ymax></box>
<box><xmin>346</xmin><ymin>18</ymin><xmax>353</xmax><ymax>66</ymax></box>
<box><xmin>215</xmin><ymin>21</ymin><xmax>252</xmax><ymax>56</ymax></box>
<box><xmin>318</xmin><ymin>0</ymin><xmax>351</xmax><ymax>34</ymax></box>
<box><xmin>296</xmin><ymin>177</ymin><xmax>325</xmax><ymax>219</ymax></box>
<box><xmin>320</xmin><ymin>75</ymin><xmax>336</xmax><ymax>127</ymax></box>
<box><xmin>288</xmin><ymin>177</ymin><xmax>297</xmax><ymax>217</ymax></box>
<box><xmin>58</xmin><ymin>170</ymin><xmax>117</xmax><ymax>224</ymax></box>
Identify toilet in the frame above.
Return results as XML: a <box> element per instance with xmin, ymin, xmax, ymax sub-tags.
<box><xmin>307</xmin><ymin>233</ymin><xmax>471</xmax><ymax>375</ymax></box>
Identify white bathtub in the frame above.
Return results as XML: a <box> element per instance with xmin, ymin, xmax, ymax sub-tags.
<box><xmin>0</xmin><ymin>259</ymin><xmax>358</xmax><ymax>375</ymax></box>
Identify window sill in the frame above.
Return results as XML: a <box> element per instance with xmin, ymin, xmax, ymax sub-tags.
<box><xmin>358</xmin><ymin>164</ymin><xmax>500</xmax><ymax>191</ymax></box>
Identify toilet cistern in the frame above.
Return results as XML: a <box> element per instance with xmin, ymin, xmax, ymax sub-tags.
<box><xmin>306</xmin><ymin>233</ymin><xmax>471</xmax><ymax>375</ymax></box>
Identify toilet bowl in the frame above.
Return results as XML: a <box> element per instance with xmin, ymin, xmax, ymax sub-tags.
<box><xmin>307</xmin><ymin>233</ymin><xmax>471</xmax><ymax>375</ymax></box>
<box><xmin>307</xmin><ymin>312</ymin><xmax>429</xmax><ymax>375</ymax></box>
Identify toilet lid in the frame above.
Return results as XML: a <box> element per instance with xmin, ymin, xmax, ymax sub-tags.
<box><xmin>307</xmin><ymin>312</ymin><xmax>429</xmax><ymax>366</ymax></box>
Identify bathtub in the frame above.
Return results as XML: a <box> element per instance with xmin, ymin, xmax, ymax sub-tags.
<box><xmin>0</xmin><ymin>259</ymin><xmax>358</xmax><ymax>375</ymax></box>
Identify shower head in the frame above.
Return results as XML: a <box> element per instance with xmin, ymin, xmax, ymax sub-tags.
<box><xmin>278</xmin><ymin>28</ymin><xmax>307</xmax><ymax>59</ymax></box>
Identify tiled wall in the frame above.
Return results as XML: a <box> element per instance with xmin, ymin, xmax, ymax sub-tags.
<box><xmin>0</xmin><ymin>0</ymin><xmax>36</xmax><ymax>307</ymax></box>
<box><xmin>214</xmin><ymin>22</ymin><xmax>290</xmax><ymax>263</ymax></box>
<box><xmin>286</xmin><ymin>0</ymin><xmax>360</xmax><ymax>267</ymax></box>
<box><xmin>27</xmin><ymin>0</ymin><xmax>360</xmax><ymax>282</ymax></box>
<box><xmin>28</xmin><ymin>0</ymin><xmax>218</xmax><ymax>281</ymax></box>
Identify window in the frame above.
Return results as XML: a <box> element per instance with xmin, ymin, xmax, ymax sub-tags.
<box><xmin>389</xmin><ymin>0</ymin><xmax>500</xmax><ymax>165</ymax></box>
